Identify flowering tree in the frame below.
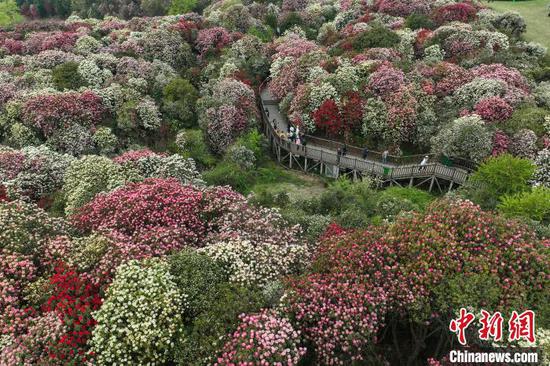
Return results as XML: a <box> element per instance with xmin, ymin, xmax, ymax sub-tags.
<box><xmin>198</xmin><ymin>78</ymin><xmax>258</xmax><ymax>154</ymax></box>
<box><xmin>284</xmin><ymin>199</ymin><xmax>547</xmax><ymax>364</ymax></box>
<box><xmin>21</xmin><ymin>91</ymin><xmax>105</xmax><ymax>138</ymax></box>
<box><xmin>195</xmin><ymin>27</ymin><xmax>232</xmax><ymax>56</ymax></box>
<box><xmin>43</xmin><ymin>263</ymin><xmax>102</xmax><ymax>363</ymax></box>
<box><xmin>533</xmin><ymin>149</ymin><xmax>550</xmax><ymax>187</ymax></box>
<box><xmin>474</xmin><ymin>96</ymin><xmax>513</xmax><ymax>123</ymax></box>
<box><xmin>433</xmin><ymin>3</ymin><xmax>478</xmax><ymax>25</ymax></box>
<box><xmin>214</xmin><ymin>310</ymin><xmax>306</xmax><ymax>365</ymax></box>
<box><xmin>367</xmin><ymin>64</ymin><xmax>405</xmax><ymax>96</ymax></box>
<box><xmin>431</xmin><ymin>115</ymin><xmax>492</xmax><ymax>163</ymax></box>
<box><xmin>312</xmin><ymin>99</ymin><xmax>342</xmax><ymax>137</ymax></box>
<box><xmin>91</xmin><ymin>259</ymin><xmax>185</xmax><ymax>365</ymax></box>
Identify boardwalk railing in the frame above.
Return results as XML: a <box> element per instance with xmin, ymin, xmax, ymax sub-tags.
<box><xmin>258</xmin><ymin>82</ymin><xmax>473</xmax><ymax>190</ymax></box>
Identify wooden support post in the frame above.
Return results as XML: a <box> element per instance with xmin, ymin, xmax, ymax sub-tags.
<box><xmin>449</xmin><ymin>181</ymin><xmax>454</xmax><ymax>192</ymax></box>
<box><xmin>289</xmin><ymin>153</ymin><xmax>293</xmax><ymax>169</ymax></box>
<box><xmin>409</xmin><ymin>177</ymin><xmax>414</xmax><ymax>187</ymax></box>
<box><xmin>304</xmin><ymin>157</ymin><xmax>308</xmax><ymax>172</ymax></box>
<box><xmin>429</xmin><ymin>176</ymin><xmax>435</xmax><ymax>192</ymax></box>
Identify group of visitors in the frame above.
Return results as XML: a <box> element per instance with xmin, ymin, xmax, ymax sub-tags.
<box><xmin>273</xmin><ymin>121</ymin><xmax>307</xmax><ymax>147</ymax></box>
<box><xmin>362</xmin><ymin>147</ymin><xmax>390</xmax><ymax>164</ymax></box>
<box><xmin>267</xmin><ymin>104</ymin><xmax>431</xmax><ymax>169</ymax></box>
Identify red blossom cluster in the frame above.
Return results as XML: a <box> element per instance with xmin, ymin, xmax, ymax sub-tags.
<box><xmin>43</xmin><ymin>264</ymin><xmax>102</xmax><ymax>363</ymax></box>
<box><xmin>312</xmin><ymin>99</ymin><xmax>342</xmax><ymax>136</ymax></box>
<box><xmin>433</xmin><ymin>2</ymin><xmax>478</xmax><ymax>24</ymax></box>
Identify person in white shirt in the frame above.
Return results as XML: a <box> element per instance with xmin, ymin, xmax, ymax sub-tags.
<box><xmin>420</xmin><ymin>156</ymin><xmax>429</xmax><ymax>171</ymax></box>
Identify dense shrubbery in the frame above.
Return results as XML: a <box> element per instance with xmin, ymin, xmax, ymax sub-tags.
<box><xmin>284</xmin><ymin>199</ymin><xmax>547</xmax><ymax>364</ymax></box>
<box><xmin>1</xmin><ymin>0</ymin><xmax>549</xmax><ymax>365</ymax></box>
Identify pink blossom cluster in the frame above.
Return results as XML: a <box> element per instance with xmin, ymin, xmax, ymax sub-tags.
<box><xmin>375</xmin><ymin>0</ymin><xmax>431</xmax><ymax>17</ymax></box>
<box><xmin>0</xmin><ymin>312</ymin><xmax>66</xmax><ymax>365</ymax></box>
<box><xmin>367</xmin><ymin>64</ymin><xmax>406</xmax><ymax>96</ymax></box>
<box><xmin>472</xmin><ymin>64</ymin><xmax>530</xmax><ymax>104</ymax></box>
<box><xmin>268</xmin><ymin>62</ymin><xmax>300</xmax><ymax>100</ymax></box>
<box><xmin>21</xmin><ymin>91</ymin><xmax>105</xmax><ymax>137</ymax></box>
<box><xmin>24</xmin><ymin>31</ymin><xmax>78</xmax><ymax>54</ymax></box>
<box><xmin>285</xmin><ymin>274</ymin><xmax>389</xmax><ymax>365</ymax></box>
<box><xmin>474</xmin><ymin>96</ymin><xmax>513</xmax><ymax>122</ymax></box>
<box><xmin>112</xmin><ymin>149</ymin><xmax>165</xmax><ymax>164</ymax></box>
<box><xmin>0</xmin><ymin>250</ymin><xmax>37</xmax><ymax>338</ymax></box>
<box><xmin>430</xmin><ymin>62</ymin><xmax>473</xmax><ymax>96</ymax></box>
<box><xmin>195</xmin><ymin>27</ymin><xmax>232</xmax><ymax>56</ymax></box>
<box><xmin>273</xmin><ymin>35</ymin><xmax>318</xmax><ymax>60</ymax></box>
<box><xmin>72</xmin><ymin>178</ymin><xmax>207</xmax><ymax>246</ymax></box>
<box><xmin>215</xmin><ymin>310</ymin><xmax>306</xmax><ymax>365</ymax></box>
<box><xmin>0</xmin><ymin>150</ymin><xmax>26</xmax><ymax>181</ymax></box>
<box><xmin>491</xmin><ymin>130</ymin><xmax>509</xmax><ymax>156</ymax></box>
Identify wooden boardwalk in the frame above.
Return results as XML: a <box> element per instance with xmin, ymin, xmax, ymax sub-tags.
<box><xmin>259</xmin><ymin>87</ymin><xmax>473</xmax><ymax>192</ymax></box>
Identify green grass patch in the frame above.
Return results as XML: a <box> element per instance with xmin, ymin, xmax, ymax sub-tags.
<box><xmin>484</xmin><ymin>0</ymin><xmax>550</xmax><ymax>49</ymax></box>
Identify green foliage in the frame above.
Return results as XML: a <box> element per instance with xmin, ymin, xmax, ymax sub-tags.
<box><xmin>501</xmin><ymin>104</ymin><xmax>548</xmax><ymax>136</ymax></box>
<box><xmin>351</xmin><ymin>24</ymin><xmax>400</xmax><ymax>51</ymax></box>
<box><xmin>168</xmin><ymin>249</ymin><xmax>228</xmax><ymax>319</ymax></box>
<box><xmin>235</xmin><ymin>130</ymin><xmax>267</xmax><ymax>163</ymax></box>
<box><xmin>466</xmin><ymin>154</ymin><xmax>535</xmax><ymax>209</ymax></box>
<box><xmin>378</xmin><ymin>187</ymin><xmax>434</xmax><ymax>210</ymax></box>
<box><xmin>204</xmin><ymin>162</ymin><xmax>253</xmax><ymax>193</ymax></box>
<box><xmin>247</xmin><ymin>25</ymin><xmax>274</xmax><ymax>42</ymax></box>
<box><xmin>169</xmin><ymin>0</ymin><xmax>197</xmax><ymax>14</ymax></box>
<box><xmin>375</xmin><ymin>187</ymin><xmax>434</xmax><ymax>220</ymax></box>
<box><xmin>52</xmin><ymin>62</ymin><xmax>86</xmax><ymax>91</ymax></box>
<box><xmin>0</xmin><ymin>0</ymin><xmax>22</xmax><ymax>27</ymax></box>
<box><xmin>498</xmin><ymin>186</ymin><xmax>550</xmax><ymax>224</ymax></box>
<box><xmin>205</xmin><ymin>158</ymin><xmax>307</xmax><ymax>195</ymax></box>
<box><xmin>529</xmin><ymin>66</ymin><xmax>550</xmax><ymax>83</ymax></box>
<box><xmin>314</xmin><ymin>179</ymin><xmax>379</xmax><ymax>228</ymax></box>
<box><xmin>279</xmin><ymin>12</ymin><xmax>304</xmax><ymax>33</ymax></box>
<box><xmin>141</xmin><ymin>0</ymin><xmax>170</xmax><ymax>16</ymax></box>
<box><xmin>404</xmin><ymin>13</ymin><xmax>435</xmax><ymax>30</ymax></box>
<box><xmin>433</xmin><ymin>272</ymin><xmax>502</xmax><ymax>314</ymax></box>
<box><xmin>162</xmin><ymin>78</ymin><xmax>199</xmax><ymax>130</ymax></box>
<box><xmin>175</xmin><ymin>283</ymin><xmax>266</xmax><ymax>366</ymax></box>
<box><xmin>177</xmin><ymin>129</ymin><xmax>217</xmax><ymax>170</ymax></box>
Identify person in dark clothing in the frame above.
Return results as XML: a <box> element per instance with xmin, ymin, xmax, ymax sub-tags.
<box><xmin>362</xmin><ymin>147</ymin><xmax>369</xmax><ymax>159</ymax></box>
<box><xmin>342</xmin><ymin>144</ymin><xmax>348</xmax><ymax>156</ymax></box>
<box><xmin>300</xmin><ymin>134</ymin><xmax>307</xmax><ymax>151</ymax></box>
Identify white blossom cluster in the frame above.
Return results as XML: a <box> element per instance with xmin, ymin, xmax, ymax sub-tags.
<box><xmin>91</xmin><ymin>259</ymin><xmax>186</xmax><ymax>366</ymax></box>
<box><xmin>199</xmin><ymin>239</ymin><xmax>308</xmax><ymax>288</ymax></box>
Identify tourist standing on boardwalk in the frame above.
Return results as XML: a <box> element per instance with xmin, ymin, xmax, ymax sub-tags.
<box><xmin>362</xmin><ymin>147</ymin><xmax>369</xmax><ymax>159</ymax></box>
<box><xmin>382</xmin><ymin>150</ymin><xmax>389</xmax><ymax>164</ymax></box>
<box><xmin>420</xmin><ymin>156</ymin><xmax>429</xmax><ymax>171</ymax></box>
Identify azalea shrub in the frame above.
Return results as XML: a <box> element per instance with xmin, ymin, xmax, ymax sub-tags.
<box><xmin>1</xmin><ymin>1</ymin><xmax>549</xmax><ymax>365</ymax></box>
<box><xmin>284</xmin><ymin>199</ymin><xmax>548</xmax><ymax>364</ymax></box>
<box><xmin>215</xmin><ymin>310</ymin><xmax>306</xmax><ymax>365</ymax></box>
<box><xmin>90</xmin><ymin>259</ymin><xmax>185</xmax><ymax>365</ymax></box>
